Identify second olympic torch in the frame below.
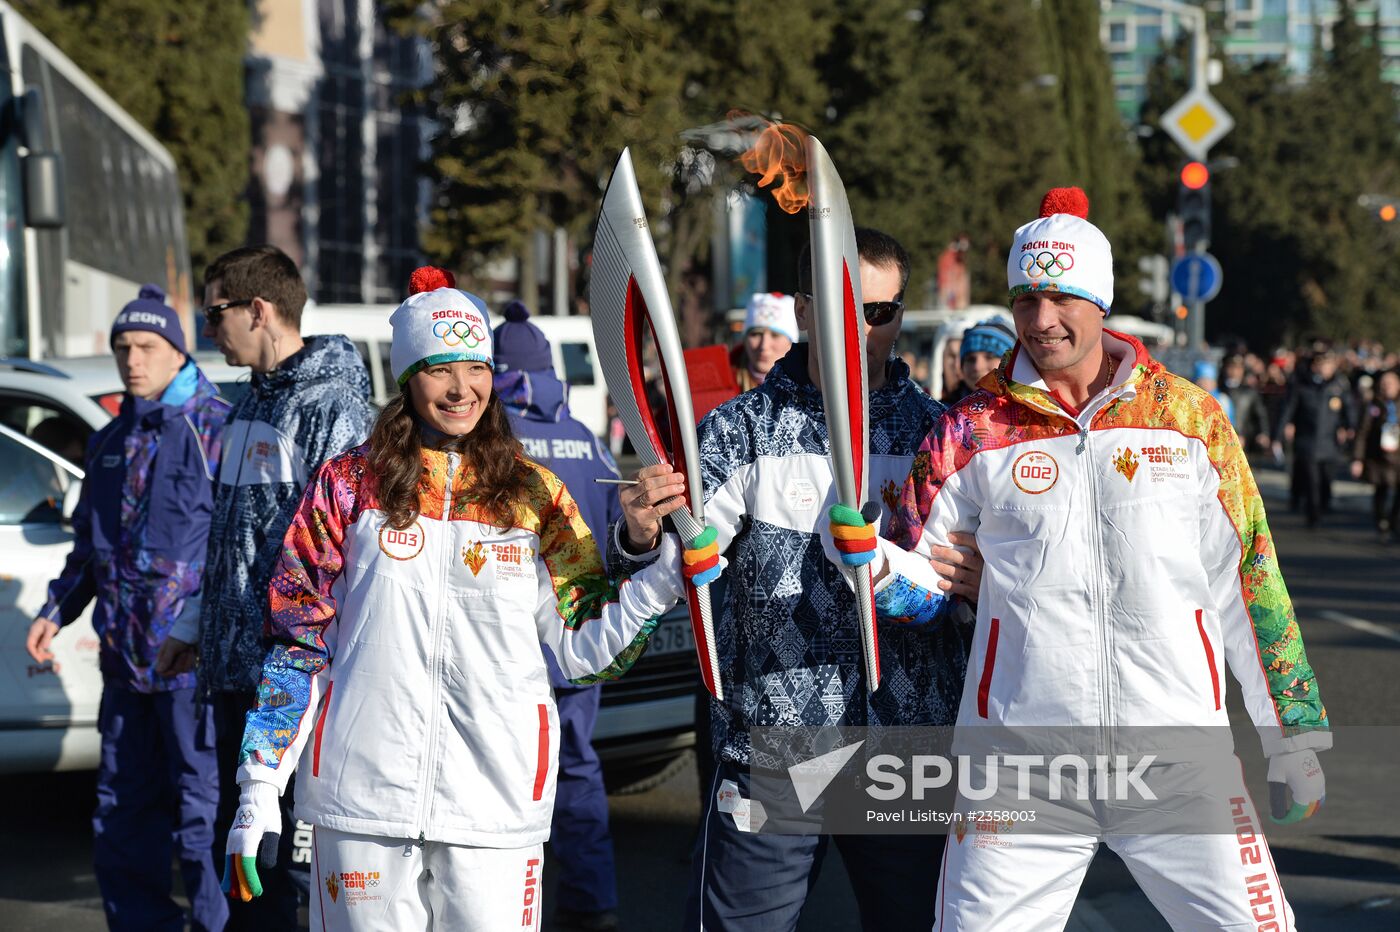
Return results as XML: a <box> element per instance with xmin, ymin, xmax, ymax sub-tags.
<box><xmin>805</xmin><ymin>135</ymin><xmax>881</xmax><ymax>694</ymax></box>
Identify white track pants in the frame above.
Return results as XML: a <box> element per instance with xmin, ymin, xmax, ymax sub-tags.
<box><xmin>933</xmin><ymin>763</ymin><xmax>1296</xmax><ymax>931</ymax></box>
<box><xmin>309</xmin><ymin>826</ymin><xmax>544</xmax><ymax>931</ymax></box>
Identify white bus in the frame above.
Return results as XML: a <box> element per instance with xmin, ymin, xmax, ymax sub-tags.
<box><xmin>0</xmin><ymin>0</ymin><xmax>191</xmax><ymax>360</ymax></box>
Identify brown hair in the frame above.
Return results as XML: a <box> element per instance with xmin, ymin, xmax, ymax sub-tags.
<box><xmin>203</xmin><ymin>245</ymin><xmax>308</xmax><ymax>328</ymax></box>
<box><xmin>367</xmin><ymin>387</ymin><xmax>532</xmax><ymax>530</ymax></box>
<box><xmin>798</xmin><ymin>226</ymin><xmax>911</xmax><ymax>298</ymax></box>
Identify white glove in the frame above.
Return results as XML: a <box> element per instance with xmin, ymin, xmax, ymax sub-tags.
<box><xmin>1266</xmin><ymin>748</ymin><xmax>1325</xmax><ymax>823</ymax></box>
<box><xmin>222</xmin><ymin>780</ymin><xmax>282</xmax><ymax>900</ymax></box>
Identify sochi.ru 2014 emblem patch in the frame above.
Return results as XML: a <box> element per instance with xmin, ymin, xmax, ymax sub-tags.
<box><xmin>1112</xmin><ymin>446</ymin><xmax>1139</xmax><ymax>482</ymax></box>
<box><xmin>1011</xmin><ymin>450</ymin><xmax>1059</xmax><ymax>494</ymax></box>
<box><xmin>461</xmin><ymin>541</ymin><xmax>488</xmax><ymax>575</ymax></box>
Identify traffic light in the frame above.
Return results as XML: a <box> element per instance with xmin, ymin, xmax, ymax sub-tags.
<box><xmin>1137</xmin><ymin>255</ymin><xmax>1169</xmax><ymax>305</ymax></box>
<box><xmin>1381</xmin><ymin>204</ymin><xmax>1397</xmax><ymax>222</ymax></box>
<box><xmin>1178</xmin><ymin>161</ymin><xmax>1211</xmax><ymax>250</ymax></box>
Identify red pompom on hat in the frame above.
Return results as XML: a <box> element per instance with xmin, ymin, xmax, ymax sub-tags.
<box><xmin>1039</xmin><ymin>186</ymin><xmax>1090</xmax><ymax>220</ymax></box>
<box><xmin>408</xmin><ymin>265</ymin><xmax>456</xmax><ymax>295</ymax></box>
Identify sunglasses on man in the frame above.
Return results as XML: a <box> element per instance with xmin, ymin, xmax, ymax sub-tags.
<box><xmin>202</xmin><ymin>299</ymin><xmax>252</xmax><ymax>327</ymax></box>
<box><xmin>797</xmin><ymin>292</ymin><xmax>904</xmax><ymax>327</ymax></box>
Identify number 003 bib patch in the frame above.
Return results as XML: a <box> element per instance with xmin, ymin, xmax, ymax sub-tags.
<box><xmin>378</xmin><ymin>521</ymin><xmax>426</xmax><ymax>560</ymax></box>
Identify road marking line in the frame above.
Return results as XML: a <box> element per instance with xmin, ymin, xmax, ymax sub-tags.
<box><xmin>1317</xmin><ymin>610</ymin><xmax>1400</xmax><ymax>645</ymax></box>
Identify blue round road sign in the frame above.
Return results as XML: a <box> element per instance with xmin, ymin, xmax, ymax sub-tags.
<box><xmin>1170</xmin><ymin>253</ymin><xmax>1223</xmax><ymax>302</ymax></box>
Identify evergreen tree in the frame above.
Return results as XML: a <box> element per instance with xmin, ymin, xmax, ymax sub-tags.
<box><xmin>386</xmin><ymin>0</ymin><xmax>686</xmax><ymax>308</ymax></box>
<box><xmin>1037</xmin><ymin>0</ymin><xmax>1154</xmax><ymax>307</ymax></box>
<box><xmin>1291</xmin><ymin>0</ymin><xmax>1400</xmax><ymax>343</ymax></box>
<box><xmin>915</xmin><ymin>0</ymin><xmax>1069</xmax><ymax>305</ymax></box>
<box><xmin>651</xmin><ymin>0</ymin><xmax>835</xmax><ymax>333</ymax></box>
<box><xmin>819</xmin><ymin>0</ymin><xmax>954</xmax><ymax>303</ymax></box>
<box><xmin>18</xmin><ymin>0</ymin><xmax>251</xmax><ymax>277</ymax></box>
<box><xmin>393</xmin><ymin>0</ymin><xmax>1149</xmax><ymax>324</ymax></box>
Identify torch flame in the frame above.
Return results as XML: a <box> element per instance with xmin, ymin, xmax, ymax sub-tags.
<box><xmin>731</xmin><ymin>110</ymin><xmax>811</xmax><ymax>214</ymax></box>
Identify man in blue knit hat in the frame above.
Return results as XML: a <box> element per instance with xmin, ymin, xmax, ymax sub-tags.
<box><xmin>27</xmin><ymin>285</ymin><xmax>231</xmax><ymax>932</ymax></box>
<box><xmin>494</xmin><ymin>299</ymin><xmax>623</xmax><ymax>932</ymax></box>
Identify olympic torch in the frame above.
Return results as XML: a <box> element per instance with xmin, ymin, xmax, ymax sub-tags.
<box><xmin>805</xmin><ymin>135</ymin><xmax>881</xmax><ymax>694</ymax></box>
<box><xmin>589</xmin><ymin>148</ymin><xmax>724</xmax><ymax>700</ymax></box>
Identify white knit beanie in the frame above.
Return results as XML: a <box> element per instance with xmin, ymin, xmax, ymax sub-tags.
<box><xmin>1007</xmin><ymin>187</ymin><xmax>1114</xmax><ymax>314</ymax></box>
<box><xmin>744</xmin><ymin>292</ymin><xmax>799</xmax><ymax>342</ymax></box>
<box><xmin>389</xmin><ymin>266</ymin><xmax>494</xmax><ymax>386</ymax></box>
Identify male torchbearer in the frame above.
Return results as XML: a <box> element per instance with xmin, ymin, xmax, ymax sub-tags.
<box><xmin>614</xmin><ymin>134</ymin><xmax>983</xmax><ymax>931</ymax></box>
<box><xmin>859</xmin><ymin>187</ymin><xmax>1329</xmax><ymax>930</ymax></box>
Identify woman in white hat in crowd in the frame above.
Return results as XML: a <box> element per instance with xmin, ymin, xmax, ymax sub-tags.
<box><xmin>220</xmin><ymin>267</ymin><xmax>686</xmax><ymax>931</ymax></box>
<box><xmin>732</xmin><ymin>291</ymin><xmax>799</xmax><ymax>392</ymax></box>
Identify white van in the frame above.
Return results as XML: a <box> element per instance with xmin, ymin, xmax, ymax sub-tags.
<box><xmin>305</xmin><ymin>305</ymin><xmax>609</xmax><ymax>438</ymax></box>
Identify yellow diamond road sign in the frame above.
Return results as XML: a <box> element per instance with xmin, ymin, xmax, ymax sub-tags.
<box><xmin>1161</xmin><ymin>88</ymin><xmax>1234</xmax><ymax>161</ymax></box>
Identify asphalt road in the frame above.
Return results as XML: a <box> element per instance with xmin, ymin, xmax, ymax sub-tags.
<box><xmin>2</xmin><ymin>463</ymin><xmax>1397</xmax><ymax>930</ymax></box>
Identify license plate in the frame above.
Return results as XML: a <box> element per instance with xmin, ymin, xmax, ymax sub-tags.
<box><xmin>649</xmin><ymin>616</ymin><xmax>696</xmax><ymax>657</ymax></box>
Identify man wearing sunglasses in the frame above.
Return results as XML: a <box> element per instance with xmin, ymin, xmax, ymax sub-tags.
<box><xmin>156</xmin><ymin>245</ymin><xmax>374</xmax><ymax>929</ymax></box>
<box><xmin>612</xmin><ymin>228</ymin><xmax>981</xmax><ymax>932</ymax></box>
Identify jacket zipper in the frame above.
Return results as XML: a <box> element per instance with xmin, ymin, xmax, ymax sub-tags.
<box><xmin>416</xmin><ymin>452</ymin><xmax>458</xmax><ymax>842</ymax></box>
<box><xmin>1082</xmin><ymin>423</ymin><xmax>1113</xmax><ymax>759</ymax></box>
<box><xmin>181</xmin><ymin>413</ymin><xmax>214</xmax><ymax>480</ymax></box>
<box><xmin>1014</xmin><ymin>364</ymin><xmax>1130</xmax><ymax>760</ymax></box>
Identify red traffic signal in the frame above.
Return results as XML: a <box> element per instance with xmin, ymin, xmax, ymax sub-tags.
<box><xmin>1180</xmin><ymin>161</ymin><xmax>1210</xmax><ymax>190</ymax></box>
<box><xmin>1381</xmin><ymin>204</ymin><xmax>1397</xmax><ymax>222</ymax></box>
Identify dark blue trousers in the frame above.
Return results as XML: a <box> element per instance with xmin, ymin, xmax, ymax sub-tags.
<box><xmin>546</xmin><ymin>649</ymin><xmax>619</xmax><ymax>913</ymax></box>
<box><xmin>685</xmin><ymin>761</ymin><xmax>943</xmax><ymax>932</ymax></box>
<box><xmin>94</xmin><ymin>685</ymin><xmax>226</xmax><ymax>932</ymax></box>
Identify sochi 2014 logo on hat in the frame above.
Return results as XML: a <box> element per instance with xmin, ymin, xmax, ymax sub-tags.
<box><xmin>430</xmin><ymin>307</ymin><xmax>488</xmax><ymax>349</ymax></box>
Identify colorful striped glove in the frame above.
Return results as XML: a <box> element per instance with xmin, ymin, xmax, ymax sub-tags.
<box><xmin>222</xmin><ymin>780</ymin><xmax>281</xmax><ymax>901</ymax></box>
<box><xmin>828</xmin><ymin>504</ymin><xmax>878</xmax><ymax>567</ymax></box>
<box><xmin>681</xmin><ymin>526</ymin><xmax>722</xmax><ymax>587</ymax></box>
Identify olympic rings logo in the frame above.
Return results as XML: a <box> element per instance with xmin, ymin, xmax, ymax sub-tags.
<box><xmin>432</xmin><ymin>319</ymin><xmax>486</xmax><ymax>347</ymax></box>
<box><xmin>1019</xmin><ymin>251</ymin><xmax>1075</xmax><ymax>279</ymax></box>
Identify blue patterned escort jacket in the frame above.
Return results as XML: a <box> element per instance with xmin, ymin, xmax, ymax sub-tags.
<box><xmin>610</xmin><ymin>346</ymin><xmax>969</xmax><ymax>769</ymax></box>
<box><xmin>197</xmin><ymin>335</ymin><xmax>374</xmax><ymax>696</ymax></box>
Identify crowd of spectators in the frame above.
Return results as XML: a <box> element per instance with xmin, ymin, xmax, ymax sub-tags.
<box><xmin>1212</xmin><ymin>339</ymin><xmax>1400</xmax><ymax>540</ymax></box>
